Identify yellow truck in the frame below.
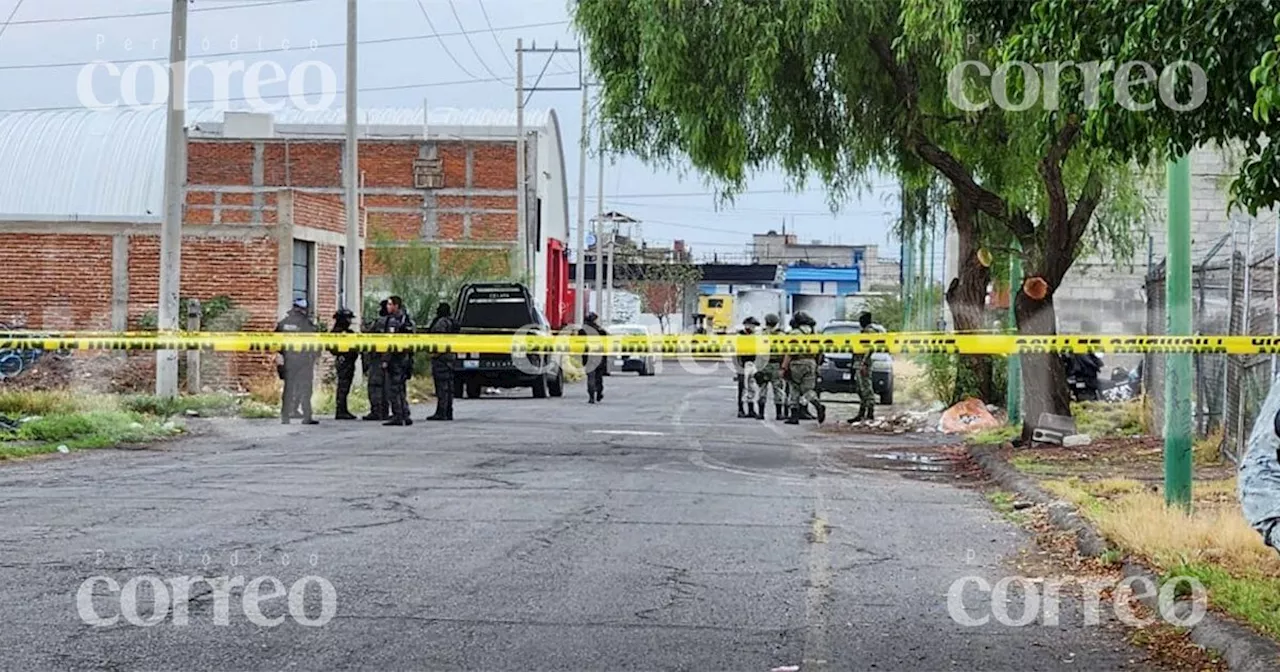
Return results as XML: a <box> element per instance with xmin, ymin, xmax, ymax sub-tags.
<box><xmin>697</xmin><ymin>294</ymin><xmax>734</xmax><ymax>333</ymax></box>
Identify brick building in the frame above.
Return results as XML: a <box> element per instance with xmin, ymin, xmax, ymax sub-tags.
<box><xmin>0</xmin><ymin>107</ymin><xmax>570</xmax><ymax>385</ymax></box>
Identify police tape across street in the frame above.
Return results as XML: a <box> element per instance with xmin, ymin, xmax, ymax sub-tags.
<box><xmin>0</xmin><ymin>330</ymin><xmax>1276</xmax><ymax>356</ymax></box>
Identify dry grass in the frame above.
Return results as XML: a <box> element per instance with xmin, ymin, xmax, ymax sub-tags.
<box><xmin>1044</xmin><ymin>476</ymin><xmax>1280</xmax><ymax>639</ymax></box>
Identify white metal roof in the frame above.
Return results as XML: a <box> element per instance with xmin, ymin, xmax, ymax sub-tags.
<box><xmin>0</xmin><ymin>107</ymin><xmax>552</xmax><ymax>220</ymax></box>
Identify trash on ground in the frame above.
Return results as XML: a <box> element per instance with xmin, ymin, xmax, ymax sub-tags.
<box><xmin>938</xmin><ymin>398</ymin><xmax>1001</xmax><ymax>434</ymax></box>
<box><xmin>1062</xmin><ymin>433</ymin><xmax>1092</xmax><ymax>447</ymax></box>
<box><xmin>56</xmin><ymin>445</ymin><xmax>69</xmax><ymax>454</ymax></box>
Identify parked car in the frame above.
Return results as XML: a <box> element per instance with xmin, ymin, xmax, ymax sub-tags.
<box><xmin>816</xmin><ymin>321</ymin><xmax>894</xmax><ymax>405</ymax></box>
<box><xmin>450</xmin><ymin>282</ymin><xmax>565</xmax><ymax>399</ymax></box>
<box><xmin>606</xmin><ymin>324</ymin><xmax>657</xmax><ymax>376</ymax></box>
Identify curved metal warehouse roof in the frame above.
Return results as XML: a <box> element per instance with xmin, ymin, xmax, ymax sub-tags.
<box><xmin>0</xmin><ymin>107</ymin><xmax>553</xmax><ymax>220</ymax></box>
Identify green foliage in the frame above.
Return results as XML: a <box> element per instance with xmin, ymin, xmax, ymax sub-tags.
<box><xmin>120</xmin><ymin>393</ymin><xmax>243</xmax><ymax>418</ymax></box>
<box><xmin>0</xmin><ymin>390</ymin><xmax>79</xmax><ymax>416</ymax></box>
<box><xmin>917</xmin><ymin>351</ymin><xmax>1007</xmax><ymax>406</ymax></box>
<box><xmin>968</xmin><ymin>425</ymin><xmax>1020</xmax><ymax>446</ymax></box>
<box><xmin>364</xmin><ymin>237</ymin><xmax>515</xmax><ymax>329</ymax></box>
<box><xmin>1071</xmin><ymin>400</ymin><xmax>1145</xmax><ymax>438</ymax></box>
<box><xmin>137</xmin><ymin>295</ymin><xmax>247</xmax><ymax>331</ymax></box>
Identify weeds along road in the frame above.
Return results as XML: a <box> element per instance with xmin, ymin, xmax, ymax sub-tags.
<box><xmin>0</xmin><ymin>363</ymin><xmax>1165</xmax><ymax>670</ymax></box>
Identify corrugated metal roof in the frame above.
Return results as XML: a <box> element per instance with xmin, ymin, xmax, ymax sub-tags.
<box><xmin>0</xmin><ymin>107</ymin><xmax>551</xmax><ymax>219</ymax></box>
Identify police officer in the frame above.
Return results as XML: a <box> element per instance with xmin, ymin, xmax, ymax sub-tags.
<box><xmin>736</xmin><ymin>316</ymin><xmax>762</xmax><ymax>418</ymax></box>
<box><xmin>275</xmin><ymin>298</ymin><xmax>319</xmax><ymax>425</ymax></box>
<box><xmin>760</xmin><ymin>313</ymin><xmax>787</xmax><ymax>420</ymax></box>
<box><xmin>427</xmin><ymin>302</ymin><xmax>459</xmax><ymax>421</ymax></box>
<box><xmin>782</xmin><ymin>311</ymin><xmax>826</xmax><ymax>425</ymax></box>
<box><xmin>848</xmin><ymin>311</ymin><xmax>877</xmax><ymax>424</ymax></box>
<box><xmin>330</xmin><ymin>307</ymin><xmax>359</xmax><ymax>420</ymax></box>
<box><xmin>579</xmin><ymin>312</ymin><xmax>607</xmax><ymax>403</ymax></box>
<box><xmin>362</xmin><ymin>300</ymin><xmax>390</xmax><ymax>421</ymax></box>
<box><xmin>382</xmin><ymin>296</ymin><xmax>415</xmax><ymax>426</ymax></box>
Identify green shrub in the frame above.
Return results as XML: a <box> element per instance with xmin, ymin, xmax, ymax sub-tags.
<box><xmin>0</xmin><ymin>390</ymin><xmax>79</xmax><ymax>416</ymax></box>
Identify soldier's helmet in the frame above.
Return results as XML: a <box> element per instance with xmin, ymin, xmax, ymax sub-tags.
<box><xmin>793</xmin><ymin>311</ymin><xmax>814</xmax><ymax>327</ymax></box>
<box><xmin>764</xmin><ymin>313</ymin><xmax>779</xmax><ymax>327</ymax></box>
<box><xmin>334</xmin><ymin>307</ymin><xmax>354</xmax><ymax>322</ymax></box>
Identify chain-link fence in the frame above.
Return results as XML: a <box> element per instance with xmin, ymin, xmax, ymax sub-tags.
<box><xmin>1146</xmin><ymin>224</ymin><xmax>1278</xmax><ymax>462</ymax></box>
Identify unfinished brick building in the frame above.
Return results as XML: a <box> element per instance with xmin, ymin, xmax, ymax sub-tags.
<box><xmin>0</xmin><ymin>108</ymin><xmax>571</xmax><ymax>386</ymax></box>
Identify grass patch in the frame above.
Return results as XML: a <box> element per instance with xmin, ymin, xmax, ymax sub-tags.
<box><xmin>0</xmin><ymin>410</ymin><xmax>176</xmax><ymax>460</ymax></box>
<box><xmin>1043</xmin><ymin>476</ymin><xmax>1280</xmax><ymax>640</ymax></box>
<box><xmin>986</xmin><ymin>490</ymin><xmax>1030</xmax><ymax>524</ymax></box>
<box><xmin>121</xmin><ymin>393</ymin><xmax>243</xmax><ymax>418</ymax></box>
<box><xmin>1010</xmin><ymin>454</ymin><xmax>1058</xmax><ymax>475</ymax></box>
<box><xmin>1072</xmin><ymin>400</ymin><xmax>1145</xmax><ymax>438</ymax></box>
<box><xmin>967</xmin><ymin>424</ymin><xmax>1019</xmax><ymax>445</ymax></box>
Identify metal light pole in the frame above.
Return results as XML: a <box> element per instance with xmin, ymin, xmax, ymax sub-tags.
<box><xmin>1165</xmin><ymin>154</ymin><xmax>1193</xmax><ymax>511</ymax></box>
<box><xmin>515</xmin><ymin>38</ymin><xmax>527</xmax><ymax>282</ymax></box>
<box><xmin>155</xmin><ymin>0</ymin><xmax>188</xmax><ymax>399</ymax></box>
<box><xmin>594</xmin><ymin>124</ymin><xmax>605</xmax><ymax>318</ymax></box>
<box><xmin>575</xmin><ymin>82</ymin><xmax>588</xmax><ymax>325</ymax></box>
<box><xmin>344</xmin><ymin>0</ymin><xmax>361</xmax><ymax>324</ymax></box>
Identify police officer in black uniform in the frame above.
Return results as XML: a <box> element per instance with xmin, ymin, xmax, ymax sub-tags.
<box><xmin>362</xmin><ymin>299</ymin><xmax>390</xmax><ymax>421</ymax></box>
<box><xmin>330</xmin><ymin>307</ymin><xmax>358</xmax><ymax>420</ymax></box>
<box><xmin>275</xmin><ymin>297</ymin><xmax>319</xmax><ymax>425</ymax></box>
<box><xmin>427</xmin><ymin>302</ymin><xmax>459</xmax><ymax>421</ymax></box>
<box><xmin>383</xmin><ymin>295</ymin><xmax>415</xmax><ymax>426</ymax></box>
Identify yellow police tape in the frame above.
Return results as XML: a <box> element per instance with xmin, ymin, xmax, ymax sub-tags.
<box><xmin>0</xmin><ymin>331</ymin><xmax>1274</xmax><ymax>356</ymax></box>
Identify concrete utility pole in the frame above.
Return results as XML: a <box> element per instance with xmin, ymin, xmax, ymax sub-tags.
<box><xmin>575</xmin><ymin>80</ymin><xmax>589</xmax><ymax>325</ymax></box>
<box><xmin>1007</xmin><ymin>245</ymin><xmax>1023</xmax><ymax>425</ymax></box>
<box><xmin>594</xmin><ymin>123</ymin><xmax>605</xmax><ymax>319</ymax></box>
<box><xmin>344</xmin><ymin>0</ymin><xmax>361</xmax><ymax>324</ymax></box>
<box><xmin>515</xmin><ymin>38</ymin><xmax>527</xmax><ymax>281</ymax></box>
<box><xmin>1165</xmin><ymin>154</ymin><xmax>1193</xmax><ymax>511</ymax></box>
<box><xmin>155</xmin><ymin>0</ymin><xmax>188</xmax><ymax>399</ymax></box>
<box><xmin>605</xmin><ymin>220</ymin><xmax>615</xmax><ymax>323</ymax></box>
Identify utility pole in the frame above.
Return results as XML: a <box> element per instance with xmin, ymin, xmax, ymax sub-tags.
<box><xmin>594</xmin><ymin>123</ymin><xmax>605</xmax><ymax>319</ymax></box>
<box><xmin>155</xmin><ymin>0</ymin><xmax>188</xmax><ymax>399</ymax></box>
<box><xmin>344</xmin><ymin>0</ymin><xmax>361</xmax><ymax>325</ymax></box>
<box><xmin>1165</xmin><ymin>154</ymin><xmax>1193</xmax><ymax>511</ymax></box>
<box><xmin>1007</xmin><ymin>244</ymin><xmax>1023</xmax><ymax>425</ymax></box>
<box><xmin>605</xmin><ymin>220</ymin><xmax>616</xmax><ymax>323</ymax></box>
<box><xmin>575</xmin><ymin>73</ymin><xmax>589</xmax><ymax>325</ymax></box>
<box><xmin>515</xmin><ymin>38</ymin><xmax>527</xmax><ymax>281</ymax></box>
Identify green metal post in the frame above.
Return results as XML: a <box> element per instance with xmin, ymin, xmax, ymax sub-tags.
<box><xmin>1165</xmin><ymin>154</ymin><xmax>1193</xmax><ymax>511</ymax></box>
<box><xmin>1007</xmin><ymin>246</ymin><xmax>1022</xmax><ymax>425</ymax></box>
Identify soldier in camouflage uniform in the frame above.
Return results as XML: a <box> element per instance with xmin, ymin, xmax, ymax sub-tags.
<box><xmin>760</xmin><ymin>313</ymin><xmax>787</xmax><ymax>420</ymax></box>
<box><xmin>1240</xmin><ymin>379</ymin><xmax>1280</xmax><ymax>554</ymax></box>
<box><xmin>849</xmin><ymin>311</ymin><xmax>877</xmax><ymax>423</ymax></box>
<box><xmin>782</xmin><ymin>311</ymin><xmax>826</xmax><ymax>425</ymax></box>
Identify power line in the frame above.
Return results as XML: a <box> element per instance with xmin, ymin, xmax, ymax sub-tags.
<box><xmin>477</xmin><ymin>0</ymin><xmax>515</xmax><ymax>71</ymax></box>
<box><xmin>0</xmin><ymin>19</ymin><xmax>570</xmax><ymax>72</ymax></box>
<box><xmin>600</xmin><ymin>198</ymin><xmax>895</xmax><ymax>218</ymax></box>
<box><xmin>447</xmin><ymin>0</ymin><xmax>511</xmax><ymax>83</ymax></box>
<box><xmin>572</xmin><ymin>186</ymin><xmax>895</xmax><ymax>200</ymax></box>
<box><xmin>0</xmin><ymin>69</ymin><xmax>579</xmax><ymax>114</ymax></box>
<box><xmin>5</xmin><ymin>0</ymin><xmax>316</xmax><ymax>26</ymax></box>
<box><xmin>0</xmin><ymin>0</ymin><xmax>25</xmax><ymax>44</ymax></box>
<box><xmin>414</xmin><ymin>0</ymin><xmax>479</xmax><ymax>80</ymax></box>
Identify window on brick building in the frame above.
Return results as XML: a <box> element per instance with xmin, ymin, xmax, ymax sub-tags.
<box><xmin>293</xmin><ymin>240</ymin><xmax>314</xmax><ymax>309</ymax></box>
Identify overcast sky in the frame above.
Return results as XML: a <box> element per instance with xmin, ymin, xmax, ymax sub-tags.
<box><xmin>0</xmin><ymin>0</ymin><xmax>936</xmax><ymax>266</ymax></box>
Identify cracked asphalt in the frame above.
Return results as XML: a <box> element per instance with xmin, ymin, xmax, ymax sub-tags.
<box><xmin>0</xmin><ymin>364</ymin><xmax>1164</xmax><ymax>670</ymax></box>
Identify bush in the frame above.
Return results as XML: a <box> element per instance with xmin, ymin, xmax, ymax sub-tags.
<box><xmin>915</xmin><ymin>353</ymin><xmax>1008</xmax><ymax>407</ymax></box>
<box><xmin>120</xmin><ymin>393</ymin><xmax>241</xmax><ymax>418</ymax></box>
<box><xmin>15</xmin><ymin>411</ymin><xmax>160</xmax><ymax>443</ymax></box>
<box><xmin>0</xmin><ymin>390</ymin><xmax>79</xmax><ymax>416</ymax></box>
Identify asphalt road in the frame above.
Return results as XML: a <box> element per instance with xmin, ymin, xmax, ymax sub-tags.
<box><xmin>0</xmin><ymin>364</ymin><xmax>1162</xmax><ymax>671</ymax></box>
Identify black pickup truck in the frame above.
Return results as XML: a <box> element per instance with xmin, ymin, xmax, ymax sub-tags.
<box><xmin>449</xmin><ymin>282</ymin><xmax>565</xmax><ymax>399</ymax></box>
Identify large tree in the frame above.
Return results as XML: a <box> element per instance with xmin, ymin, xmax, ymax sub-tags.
<box><xmin>574</xmin><ymin>0</ymin><xmax>1141</xmax><ymax>436</ymax></box>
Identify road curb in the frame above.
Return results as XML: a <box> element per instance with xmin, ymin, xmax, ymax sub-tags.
<box><xmin>967</xmin><ymin>443</ymin><xmax>1280</xmax><ymax>672</ymax></box>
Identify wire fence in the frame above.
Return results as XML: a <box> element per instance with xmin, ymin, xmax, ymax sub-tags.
<box><xmin>1146</xmin><ymin>220</ymin><xmax>1278</xmax><ymax>462</ymax></box>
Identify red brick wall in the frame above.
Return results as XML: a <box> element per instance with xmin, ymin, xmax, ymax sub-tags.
<box><xmin>0</xmin><ymin>234</ymin><xmax>113</xmax><ymax>330</ymax></box>
<box><xmin>127</xmin><ymin>235</ymin><xmax>278</xmax><ymax>331</ymax></box>
<box><xmin>293</xmin><ymin>192</ymin><xmax>346</xmax><ymax>235</ymax></box>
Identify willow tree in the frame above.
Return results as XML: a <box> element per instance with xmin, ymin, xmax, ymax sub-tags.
<box><xmin>575</xmin><ymin>0</ymin><xmax>1141</xmax><ymax>435</ymax></box>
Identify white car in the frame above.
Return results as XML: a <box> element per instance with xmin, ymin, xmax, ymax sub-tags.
<box><xmin>606</xmin><ymin>324</ymin><xmax>657</xmax><ymax>376</ymax></box>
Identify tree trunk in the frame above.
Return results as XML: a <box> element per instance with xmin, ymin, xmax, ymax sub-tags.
<box><xmin>1014</xmin><ymin>285</ymin><xmax>1071</xmax><ymax>441</ymax></box>
<box><xmin>944</xmin><ymin>191</ymin><xmax>996</xmax><ymax>404</ymax></box>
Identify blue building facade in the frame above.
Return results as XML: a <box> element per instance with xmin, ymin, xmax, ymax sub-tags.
<box><xmin>781</xmin><ymin>265</ymin><xmax>861</xmax><ymax>296</ymax></box>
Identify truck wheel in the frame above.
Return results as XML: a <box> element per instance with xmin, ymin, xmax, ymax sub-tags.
<box><xmin>532</xmin><ymin>374</ymin><xmax>548</xmax><ymax>398</ymax></box>
<box><xmin>880</xmin><ymin>383</ymin><xmax>893</xmax><ymax>406</ymax></box>
<box><xmin>548</xmin><ymin>368</ymin><xmax>564</xmax><ymax>397</ymax></box>
<box><xmin>466</xmin><ymin>380</ymin><xmax>482</xmax><ymax>399</ymax></box>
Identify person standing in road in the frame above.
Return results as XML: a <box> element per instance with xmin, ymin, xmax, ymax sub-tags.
<box><xmin>736</xmin><ymin>316</ymin><xmax>762</xmax><ymax>418</ymax></box>
<box><xmin>760</xmin><ymin>313</ymin><xmax>787</xmax><ymax>420</ymax></box>
<box><xmin>782</xmin><ymin>311</ymin><xmax>826</xmax><ymax>425</ymax></box>
<box><xmin>275</xmin><ymin>298</ymin><xmax>319</xmax><ymax>425</ymax></box>
<box><xmin>426</xmin><ymin>302</ymin><xmax>459</xmax><ymax>421</ymax></box>
<box><xmin>362</xmin><ymin>299</ymin><xmax>390</xmax><ymax>421</ymax></box>
<box><xmin>382</xmin><ymin>296</ymin><xmax>415</xmax><ymax>426</ymax></box>
<box><xmin>579</xmin><ymin>312</ymin><xmax>608</xmax><ymax>404</ymax></box>
<box><xmin>848</xmin><ymin>311</ymin><xmax>877</xmax><ymax>424</ymax></box>
<box><xmin>330</xmin><ymin>307</ymin><xmax>359</xmax><ymax>420</ymax></box>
